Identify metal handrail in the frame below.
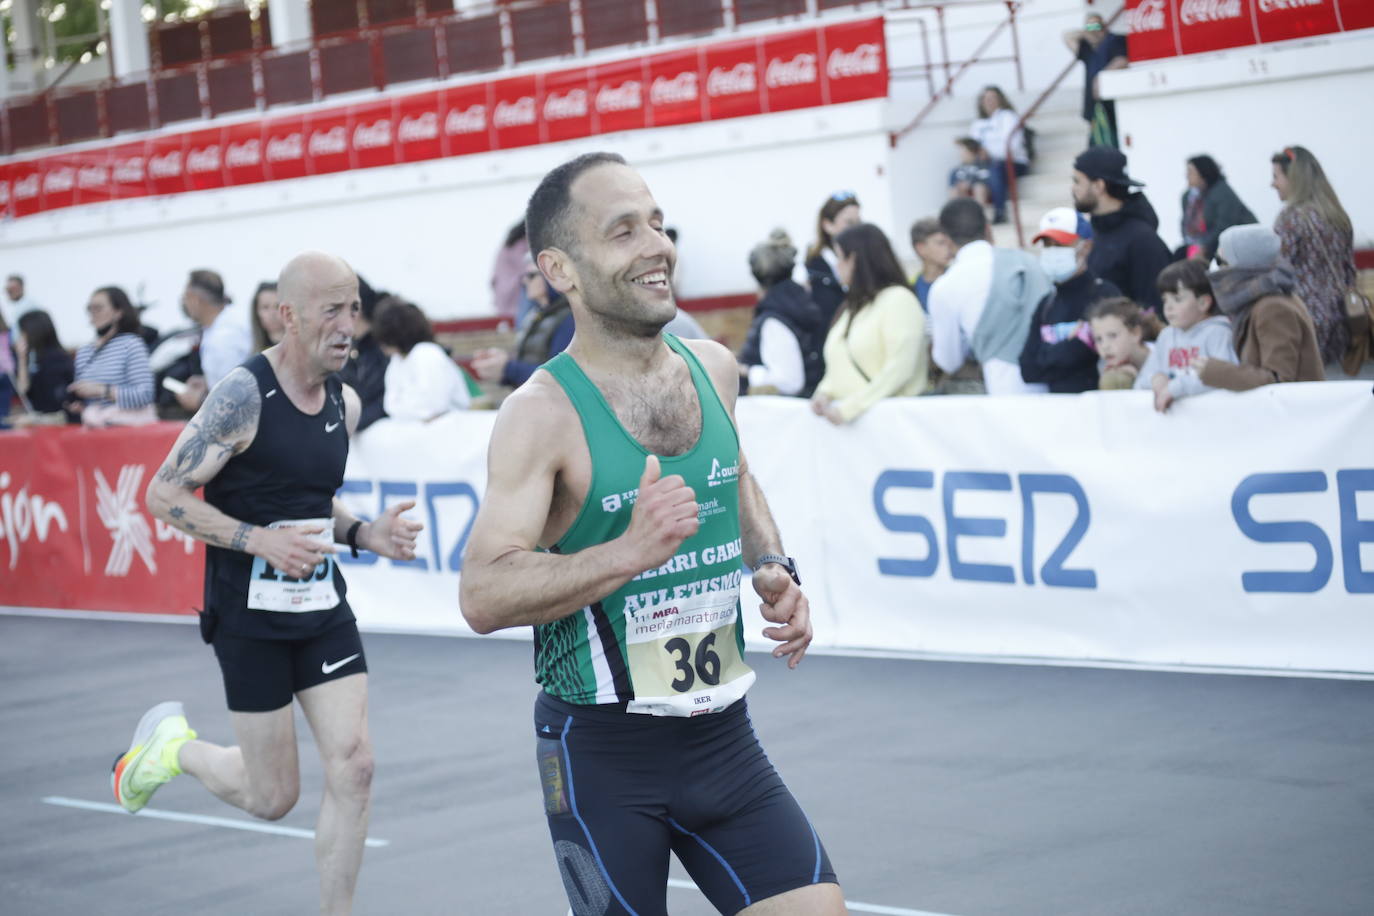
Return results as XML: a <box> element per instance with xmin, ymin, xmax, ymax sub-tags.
<box><xmin>1003</xmin><ymin>4</ymin><xmax>1125</xmax><ymax>248</ymax></box>
<box><xmin>888</xmin><ymin>0</ymin><xmax>1021</xmax><ymax>149</ymax></box>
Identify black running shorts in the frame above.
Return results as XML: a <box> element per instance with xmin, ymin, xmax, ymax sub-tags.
<box><xmin>534</xmin><ymin>691</ymin><xmax>838</xmax><ymax>916</ymax></box>
<box><xmin>211</xmin><ymin>621</ymin><xmax>367</xmax><ymax>713</ymax></box>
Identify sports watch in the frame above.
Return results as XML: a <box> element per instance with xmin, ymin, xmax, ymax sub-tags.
<box><xmin>756</xmin><ymin>554</ymin><xmax>801</xmax><ymax>586</ymax></box>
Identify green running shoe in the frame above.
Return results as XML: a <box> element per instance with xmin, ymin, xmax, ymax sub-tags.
<box><xmin>111</xmin><ymin>701</ymin><xmax>196</xmax><ymax>813</ymax></box>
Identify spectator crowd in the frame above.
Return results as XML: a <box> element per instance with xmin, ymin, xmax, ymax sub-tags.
<box><xmin>0</xmin><ymin>12</ymin><xmax>1366</xmax><ymax>429</ymax></box>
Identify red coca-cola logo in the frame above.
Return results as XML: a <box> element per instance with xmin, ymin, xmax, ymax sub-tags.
<box><xmin>225</xmin><ymin>139</ymin><xmax>261</xmax><ymax>168</ymax></box>
<box><xmin>706</xmin><ymin>63</ymin><xmax>756</xmax><ymax>97</ymax></box>
<box><xmin>445</xmin><ymin>104</ymin><xmax>486</xmax><ymax>135</ymax></box>
<box><xmin>398</xmin><ymin>111</ymin><xmax>439</xmax><ymax>142</ymax></box>
<box><xmin>826</xmin><ymin>43</ymin><xmax>881</xmax><ymax>79</ymax></box>
<box><xmin>14</xmin><ymin>174</ymin><xmax>39</xmax><ymax>200</ymax></box>
<box><xmin>308</xmin><ymin>126</ymin><xmax>348</xmax><ymax>157</ymax></box>
<box><xmin>596</xmin><ymin>81</ymin><xmax>642</xmax><ymax>113</ymax></box>
<box><xmin>113</xmin><ymin>156</ymin><xmax>145</xmax><ymax>183</ymax></box>
<box><xmin>1128</xmin><ymin>0</ymin><xmax>1169</xmax><ymax>32</ymax></box>
<box><xmin>42</xmin><ymin>167</ymin><xmax>75</xmax><ymax>194</ymax></box>
<box><xmin>77</xmin><ymin>164</ymin><xmax>109</xmax><ymax>189</ymax></box>
<box><xmin>766</xmin><ymin>53</ymin><xmax>817</xmax><ymax>88</ymax></box>
<box><xmin>186</xmin><ymin>145</ymin><xmax>221</xmax><ymax>174</ymax></box>
<box><xmin>651</xmin><ymin>72</ymin><xmax>697</xmax><ymax>106</ymax></box>
<box><xmin>1179</xmin><ymin>0</ymin><xmax>1244</xmax><ymax>24</ymax></box>
<box><xmin>266</xmin><ymin>133</ymin><xmax>304</xmax><ymax>162</ymax></box>
<box><xmin>544</xmin><ymin>88</ymin><xmax>588</xmax><ymax>121</ymax></box>
<box><xmin>352</xmin><ymin>119</ymin><xmax>393</xmax><ymax>150</ymax></box>
<box><xmin>493</xmin><ymin>97</ymin><xmax>536</xmax><ymax>128</ymax></box>
<box><xmin>148</xmin><ymin>151</ymin><xmax>184</xmax><ymax>178</ymax></box>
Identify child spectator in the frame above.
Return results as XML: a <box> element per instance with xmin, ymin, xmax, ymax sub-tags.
<box><xmin>909</xmin><ymin>218</ymin><xmax>954</xmax><ymax>310</ymax></box>
<box><xmin>374</xmin><ymin>298</ymin><xmax>472</xmax><ymax>422</ymax></box>
<box><xmin>1019</xmin><ymin>208</ymin><xmax>1121</xmax><ymax>393</ymax></box>
<box><xmin>1087</xmin><ymin>297</ymin><xmax>1161</xmax><ymax>389</ymax></box>
<box><xmin>14</xmin><ymin>309</ymin><xmax>75</xmax><ymax>415</ymax></box>
<box><xmin>1198</xmin><ymin>224</ymin><xmax>1325</xmax><ymax>390</ymax></box>
<box><xmin>948</xmin><ymin>138</ymin><xmax>991</xmax><ymax>209</ymax></box>
<box><xmin>1134</xmin><ymin>260</ymin><xmax>1237</xmax><ymax>412</ymax></box>
<box><xmin>968</xmin><ymin>86</ymin><xmax>1030</xmax><ymax>223</ymax></box>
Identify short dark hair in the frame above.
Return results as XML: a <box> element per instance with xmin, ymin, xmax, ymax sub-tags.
<box><xmin>1187</xmin><ymin>155</ymin><xmax>1222</xmax><ymax>189</ymax></box>
<box><xmin>1156</xmin><ymin>259</ymin><xmax>1215</xmax><ymax>308</ymax></box>
<box><xmin>17</xmin><ymin>308</ymin><xmax>62</xmax><ymax>353</ymax></box>
<box><xmin>910</xmin><ymin>217</ymin><xmax>945</xmax><ymax>249</ymax></box>
<box><xmin>833</xmin><ymin>223</ymin><xmax>908</xmax><ymax>331</ymax></box>
<box><xmin>939</xmin><ymin>197</ymin><xmax>987</xmax><ymax>247</ymax></box>
<box><xmin>95</xmin><ymin>286</ymin><xmax>142</xmax><ymax>335</ymax></box>
<box><xmin>372</xmin><ymin>297</ymin><xmax>435</xmax><ymax>356</ymax></box>
<box><xmin>954</xmin><ymin>137</ymin><xmax>983</xmax><ymax>156</ymax></box>
<box><xmin>188</xmin><ymin>269</ymin><xmax>228</xmax><ymax>305</ymax></box>
<box><xmin>526</xmin><ymin>152</ymin><xmax>628</xmax><ymax>258</ymax></box>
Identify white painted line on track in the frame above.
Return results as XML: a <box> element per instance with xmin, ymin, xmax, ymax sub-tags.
<box><xmin>41</xmin><ymin>796</ymin><xmax>390</xmax><ymax>848</ymax></box>
<box><xmin>664</xmin><ymin>877</ymin><xmax>959</xmax><ymax>916</ymax></box>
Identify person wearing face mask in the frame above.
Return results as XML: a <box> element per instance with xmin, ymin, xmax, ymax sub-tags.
<box><xmin>1019</xmin><ymin>208</ymin><xmax>1120</xmax><ymax>393</ymax></box>
<box><xmin>68</xmin><ymin>285</ymin><xmax>157</xmax><ymax>426</ymax></box>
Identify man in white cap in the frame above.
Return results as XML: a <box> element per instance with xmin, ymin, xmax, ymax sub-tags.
<box><xmin>1019</xmin><ymin>207</ymin><xmax>1121</xmax><ymax>392</ymax></box>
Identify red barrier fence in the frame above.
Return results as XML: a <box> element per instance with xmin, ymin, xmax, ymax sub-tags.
<box><xmin>1125</xmin><ymin>0</ymin><xmax>1372</xmax><ymax>62</ymax></box>
<box><xmin>0</xmin><ymin>17</ymin><xmax>886</xmax><ymax>222</ymax></box>
<box><xmin>0</xmin><ymin>423</ymin><xmax>202</xmax><ymax>615</ymax></box>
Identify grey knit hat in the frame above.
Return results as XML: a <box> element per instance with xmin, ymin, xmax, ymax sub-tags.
<box><xmin>1217</xmin><ymin>224</ymin><xmax>1281</xmax><ymax>269</ymax></box>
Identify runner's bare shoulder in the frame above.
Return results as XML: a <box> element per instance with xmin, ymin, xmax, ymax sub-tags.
<box><xmin>679</xmin><ymin>337</ymin><xmax>740</xmax><ymax>413</ymax></box>
<box><xmin>486</xmin><ymin>369</ymin><xmax>579</xmax><ymax>477</ymax></box>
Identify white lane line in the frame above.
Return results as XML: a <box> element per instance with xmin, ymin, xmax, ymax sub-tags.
<box><xmin>665</xmin><ymin>877</ymin><xmax>959</xmax><ymax>916</ymax></box>
<box><xmin>40</xmin><ymin>796</ymin><xmax>390</xmax><ymax>848</ymax></box>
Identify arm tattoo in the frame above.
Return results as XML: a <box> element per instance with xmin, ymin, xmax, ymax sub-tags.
<box><xmin>230</xmin><ymin>522</ymin><xmax>252</xmax><ymax>552</ymax></box>
<box><xmin>157</xmin><ymin>369</ymin><xmax>260</xmax><ymax>488</ymax></box>
<box><xmin>168</xmin><ymin>506</ymin><xmax>185</xmax><ymax>520</ymax></box>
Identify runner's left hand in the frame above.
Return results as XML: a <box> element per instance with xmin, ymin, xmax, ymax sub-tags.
<box><xmin>753</xmin><ymin>564</ymin><xmax>812</xmax><ymax>669</ymax></box>
<box><xmin>363</xmin><ymin>500</ymin><xmax>424</xmax><ymax>561</ymax></box>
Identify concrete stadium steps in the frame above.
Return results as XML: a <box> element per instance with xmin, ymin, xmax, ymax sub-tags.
<box><xmin>992</xmin><ymin>91</ymin><xmax>1087</xmax><ymax>250</ymax></box>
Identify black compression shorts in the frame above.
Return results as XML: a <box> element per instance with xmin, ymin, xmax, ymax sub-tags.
<box><xmin>211</xmin><ymin>621</ymin><xmax>367</xmax><ymax>712</ymax></box>
<box><xmin>534</xmin><ymin>691</ymin><xmax>837</xmax><ymax>916</ymax></box>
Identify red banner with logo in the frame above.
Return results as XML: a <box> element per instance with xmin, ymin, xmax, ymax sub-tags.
<box><xmin>0</xmin><ymin>18</ymin><xmax>888</xmax><ymax>220</ymax></box>
<box><xmin>1127</xmin><ymin>0</ymin><xmax>1361</xmax><ymax>60</ymax></box>
<box><xmin>0</xmin><ymin>424</ymin><xmax>202</xmax><ymax>615</ymax></box>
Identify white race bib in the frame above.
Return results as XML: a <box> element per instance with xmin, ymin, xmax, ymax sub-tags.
<box><xmin>623</xmin><ymin>585</ymin><xmax>755</xmax><ymax>717</ymax></box>
<box><xmin>246</xmin><ymin>518</ymin><xmax>340</xmax><ymax>613</ymax></box>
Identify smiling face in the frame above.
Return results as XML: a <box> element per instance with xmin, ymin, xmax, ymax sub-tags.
<box><xmin>546</xmin><ymin>162</ymin><xmax>677</xmax><ymax>337</ymax></box>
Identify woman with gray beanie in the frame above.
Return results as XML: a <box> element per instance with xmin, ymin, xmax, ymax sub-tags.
<box><xmin>1195</xmin><ymin>224</ymin><xmax>1324</xmax><ymax>390</ymax></box>
<box><xmin>738</xmin><ymin>229</ymin><xmax>826</xmax><ymax>397</ymax></box>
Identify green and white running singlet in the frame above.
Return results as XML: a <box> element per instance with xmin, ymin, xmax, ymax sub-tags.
<box><xmin>536</xmin><ymin>334</ymin><xmax>756</xmax><ymax>716</ymax></box>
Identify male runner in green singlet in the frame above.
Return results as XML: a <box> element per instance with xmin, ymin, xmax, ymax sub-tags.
<box><xmin>461</xmin><ymin>153</ymin><xmax>846</xmax><ymax>916</ymax></box>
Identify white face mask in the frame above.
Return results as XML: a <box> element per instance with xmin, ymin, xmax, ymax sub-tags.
<box><xmin>1040</xmin><ymin>247</ymin><xmax>1079</xmax><ymax>284</ymax></box>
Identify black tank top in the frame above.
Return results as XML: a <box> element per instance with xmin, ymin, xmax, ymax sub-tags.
<box><xmin>203</xmin><ymin>354</ymin><xmax>353</xmax><ymax>638</ymax></box>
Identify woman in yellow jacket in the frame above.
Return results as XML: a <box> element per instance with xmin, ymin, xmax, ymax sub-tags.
<box><xmin>810</xmin><ymin>223</ymin><xmax>929</xmax><ymax>424</ymax></box>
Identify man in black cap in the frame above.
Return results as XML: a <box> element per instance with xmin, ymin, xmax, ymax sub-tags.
<box><xmin>1071</xmin><ymin>147</ymin><xmax>1171</xmax><ymax>314</ymax></box>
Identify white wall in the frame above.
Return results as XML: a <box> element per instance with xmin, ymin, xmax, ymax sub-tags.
<box><xmin>1102</xmin><ymin>29</ymin><xmax>1374</xmax><ymax>252</ymax></box>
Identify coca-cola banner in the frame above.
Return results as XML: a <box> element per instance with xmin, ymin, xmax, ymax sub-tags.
<box><xmin>0</xmin><ymin>19</ymin><xmax>884</xmax><ymax>219</ymax></box>
<box><xmin>1126</xmin><ymin>0</ymin><xmax>1362</xmax><ymax>61</ymax></box>
<box><xmin>0</xmin><ymin>18</ymin><xmax>887</xmax><ymax>221</ymax></box>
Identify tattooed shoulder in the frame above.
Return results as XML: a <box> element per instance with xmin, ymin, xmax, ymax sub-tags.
<box><xmin>156</xmin><ymin>368</ymin><xmax>260</xmax><ymax>488</ymax></box>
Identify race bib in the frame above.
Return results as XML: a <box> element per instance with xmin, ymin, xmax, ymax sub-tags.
<box><xmin>623</xmin><ymin>586</ymin><xmax>755</xmax><ymax>717</ymax></box>
<box><xmin>247</xmin><ymin>518</ymin><xmax>340</xmax><ymax>613</ymax></box>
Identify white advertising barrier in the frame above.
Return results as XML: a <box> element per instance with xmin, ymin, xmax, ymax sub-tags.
<box><xmin>340</xmin><ymin>381</ymin><xmax>1374</xmax><ymax>674</ymax></box>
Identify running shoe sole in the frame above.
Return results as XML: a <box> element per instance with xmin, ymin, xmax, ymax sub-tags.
<box><xmin>111</xmin><ymin>700</ymin><xmax>184</xmax><ymax>813</ymax></box>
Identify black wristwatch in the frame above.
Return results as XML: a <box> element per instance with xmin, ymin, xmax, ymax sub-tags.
<box><xmin>756</xmin><ymin>554</ymin><xmax>801</xmax><ymax>586</ymax></box>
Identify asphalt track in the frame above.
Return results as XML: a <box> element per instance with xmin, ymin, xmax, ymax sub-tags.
<box><xmin>2</xmin><ymin>611</ymin><xmax>1372</xmax><ymax>916</ymax></box>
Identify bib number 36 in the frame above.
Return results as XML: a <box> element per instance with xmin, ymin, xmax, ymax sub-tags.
<box><xmin>664</xmin><ymin>632</ymin><xmax>721</xmax><ymax>693</ymax></box>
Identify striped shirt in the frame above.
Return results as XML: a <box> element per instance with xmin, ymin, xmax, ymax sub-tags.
<box><xmin>73</xmin><ymin>333</ymin><xmax>155</xmax><ymax>409</ymax></box>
